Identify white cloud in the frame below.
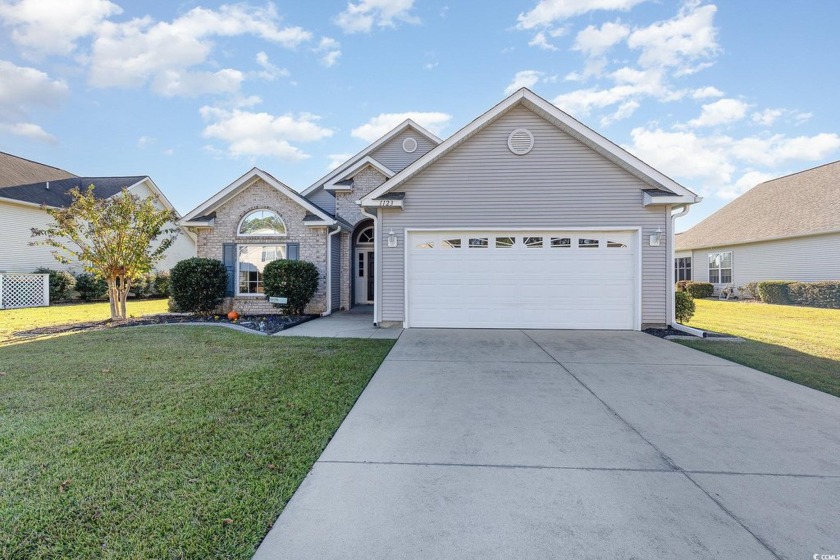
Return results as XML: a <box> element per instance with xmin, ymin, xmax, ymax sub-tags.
<box><xmin>0</xmin><ymin>0</ymin><xmax>121</xmax><ymax>55</ymax></box>
<box><xmin>89</xmin><ymin>4</ymin><xmax>311</xmax><ymax>96</ymax></box>
<box><xmin>600</xmin><ymin>100</ymin><xmax>640</xmax><ymax>126</ymax></box>
<box><xmin>626</xmin><ymin>3</ymin><xmax>718</xmax><ymax>72</ymax></box>
<box><xmin>334</xmin><ymin>0</ymin><xmax>419</xmax><ymax>33</ymax></box>
<box><xmin>517</xmin><ymin>0</ymin><xmax>647</xmax><ymax>29</ymax></box>
<box><xmin>315</xmin><ymin>37</ymin><xmax>342</xmax><ymax>67</ymax></box>
<box><xmin>717</xmin><ymin>170</ymin><xmax>778</xmax><ymax>199</ymax></box>
<box><xmin>691</xmin><ymin>86</ymin><xmax>724</xmax><ymax>99</ymax></box>
<box><xmin>574</xmin><ymin>21</ymin><xmax>630</xmax><ymax>56</ymax></box>
<box><xmin>751</xmin><ymin>108</ymin><xmax>782</xmax><ymax>127</ymax></box>
<box><xmin>686</xmin><ymin>98</ymin><xmax>749</xmax><ymax>128</ymax></box>
<box><xmin>0</xmin><ymin>122</ymin><xmax>56</xmax><ymax>143</ymax></box>
<box><xmin>352</xmin><ymin>111</ymin><xmax>451</xmax><ymax>142</ymax></box>
<box><xmin>137</xmin><ymin>136</ymin><xmax>154</xmax><ymax>148</ymax></box>
<box><xmin>200</xmin><ymin>104</ymin><xmax>334</xmax><ymax>160</ymax></box>
<box><xmin>255</xmin><ymin>52</ymin><xmax>289</xmax><ymax>81</ymax></box>
<box><xmin>626</xmin><ymin>126</ymin><xmax>840</xmax><ymax>199</ymax></box>
<box><xmin>327</xmin><ymin>153</ymin><xmax>353</xmax><ymax>170</ymax></box>
<box><xmin>505</xmin><ymin>70</ymin><xmax>543</xmax><ymax>95</ymax></box>
<box><xmin>528</xmin><ymin>31</ymin><xmax>558</xmax><ymax>51</ymax></box>
<box><xmin>0</xmin><ymin>60</ymin><xmax>68</xmax><ymax>143</ymax></box>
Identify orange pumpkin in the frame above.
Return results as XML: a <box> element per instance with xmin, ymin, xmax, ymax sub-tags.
<box><xmin>227</xmin><ymin>310</ymin><xmax>240</xmax><ymax>321</ymax></box>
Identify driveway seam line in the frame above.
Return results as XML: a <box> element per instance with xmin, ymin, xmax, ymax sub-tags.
<box><xmin>520</xmin><ymin>330</ymin><xmax>785</xmax><ymax>560</ymax></box>
<box><xmin>317</xmin><ymin>460</ymin><xmax>675</xmax><ymax>473</ymax></box>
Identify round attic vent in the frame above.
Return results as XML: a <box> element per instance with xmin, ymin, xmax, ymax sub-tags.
<box><xmin>402</xmin><ymin>137</ymin><xmax>418</xmax><ymax>153</ymax></box>
<box><xmin>507</xmin><ymin>128</ymin><xmax>534</xmax><ymax>155</ymax></box>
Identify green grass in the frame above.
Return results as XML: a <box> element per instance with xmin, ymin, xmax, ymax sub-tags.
<box><xmin>0</xmin><ymin>327</ymin><xmax>394</xmax><ymax>559</ymax></box>
<box><xmin>677</xmin><ymin>299</ymin><xmax>840</xmax><ymax>397</ymax></box>
<box><xmin>0</xmin><ymin>299</ymin><xmax>170</xmax><ymax>345</ymax></box>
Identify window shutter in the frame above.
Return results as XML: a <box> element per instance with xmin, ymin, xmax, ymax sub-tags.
<box><xmin>286</xmin><ymin>242</ymin><xmax>300</xmax><ymax>261</ymax></box>
<box><xmin>222</xmin><ymin>243</ymin><xmax>236</xmax><ymax>296</ymax></box>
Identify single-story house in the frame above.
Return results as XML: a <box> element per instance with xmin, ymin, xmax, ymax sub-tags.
<box><xmin>675</xmin><ymin>161</ymin><xmax>840</xmax><ymax>293</ymax></box>
<box><xmin>180</xmin><ymin>88</ymin><xmax>700</xmax><ymax>330</ymax></box>
<box><xmin>0</xmin><ymin>152</ymin><xmax>196</xmax><ymax>274</ymax></box>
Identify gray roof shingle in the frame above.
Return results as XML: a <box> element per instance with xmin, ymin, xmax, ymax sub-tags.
<box><xmin>676</xmin><ymin>161</ymin><xmax>840</xmax><ymax>250</ymax></box>
<box><xmin>0</xmin><ymin>176</ymin><xmax>147</xmax><ymax>208</ymax></box>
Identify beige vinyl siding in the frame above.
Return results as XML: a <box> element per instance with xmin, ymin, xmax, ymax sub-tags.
<box><xmin>330</xmin><ymin>233</ymin><xmax>341</xmax><ymax>310</ymax></box>
<box><xmin>380</xmin><ymin>105</ymin><xmax>669</xmax><ymax>326</ymax></box>
<box><xmin>307</xmin><ymin>186</ymin><xmax>336</xmax><ymax>215</ymax></box>
<box><xmin>692</xmin><ymin>232</ymin><xmax>840</xmax><ymax>287</ymax></box>
<box><xmin>128</xmin><ymin>182</ymin><xmax>196</xmax><ymax>270</ymax></box>
<box><xmin>371</xmin><ymin>129</ymin><xmax>437</xmax><ymax>173</ymax></box>
<box><xmin>0</xmin><ymin>200</ymin><xmax>80</xmax><ymax>273</ymax></box>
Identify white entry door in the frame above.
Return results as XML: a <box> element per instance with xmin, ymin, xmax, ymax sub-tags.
<box><xmin>355</xmin><ymin>248</ymin><xmax>375</xmax><ymax>304</ymax></box>
<box><xmin>406</xmin><ymin>230</ymin><xmax>638</xmax><ymax>329</ymax></box>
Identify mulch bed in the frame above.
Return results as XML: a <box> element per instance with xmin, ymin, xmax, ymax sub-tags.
<box><xmin>13</xmin><ymin>313</ymin><xmax>317</xmax><ymax>338</ymax></box>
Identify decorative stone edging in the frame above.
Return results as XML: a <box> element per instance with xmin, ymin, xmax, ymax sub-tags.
<box><xmin>128</xmin><ymin>322</ymin><xmax>269</xmax><ymax>335</ymax></box>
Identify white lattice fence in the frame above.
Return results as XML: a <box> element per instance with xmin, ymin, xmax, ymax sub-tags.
<box><xmin>0</xmin><ymin>273</ymin><xmax>50</xmax><ymax>309</ymax></box>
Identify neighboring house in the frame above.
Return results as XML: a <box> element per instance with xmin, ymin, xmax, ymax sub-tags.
<box><xmin>675</xmin><ymin>161</ymin><xmax>840</xmax><ymax>293</ymax></box>
<box><xmin>180</xmin><ymin>88</ymin><xmax>700</xmax><ymax>329</ymax></box>
<box><xmin>0</xmin><ymin>167</ymin><xmax>196</xmax><ymax>274</ymax></box>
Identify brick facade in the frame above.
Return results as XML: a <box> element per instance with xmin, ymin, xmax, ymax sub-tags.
<box><xmin>194</xmin><ymin>178</ymin><xmax>328</xmax><ymax>315</ymax></box>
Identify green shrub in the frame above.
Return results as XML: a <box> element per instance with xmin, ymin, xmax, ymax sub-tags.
<box><xmin>75</xmin><ymin>273</ymin><xmax>108</xmax><ymax>301</ymax></box>
<box><xmin>787</xmin><ymin>281</ymin><xmax>840</xmax><ymax>309</ymax></box>
<box><xmin>675</xmin><ymin>291</ymin><xmax>695</xmax><ymax>323</ymax></box>
<box><xmin>685</xmin><ymin>281</ymin><xmax>714</xmax><ymax>299</ymax></box>
<box><xmin>130</xmin><ymin>273</ymin><xmax>153</xmax><ymax>298</ymax></box>
<box><xmin>742</xmin><ymin>281</ymin><xmax>761</xmax><ymax>300</ymax></box>
<box><xmin>170</xmin><ymin>258</ymin><xmax>227</xmax><ymax>314</ymax></box>
<box><xmin>757</xmin><ymin>281</ymin><xmax>792</xmax><ymax>305</ymax></box>
<box><xmin>33</xmin><ymin>267</ymin><xmax>76</xmax><ymax>302</ymax></box>
<box><xmin>262</xmin><ymin>259</ymin><xmax>320</xmax><ymax>316</ymax></box>
<box><xmin>153</xmin><ymin>270</ymin><xmax>172</xmax><ymax>298</ymax></box>
<box><xmin>675</xmin><ymin>280</ymin><xmax>690</xmax><ymax>292</ymax></box>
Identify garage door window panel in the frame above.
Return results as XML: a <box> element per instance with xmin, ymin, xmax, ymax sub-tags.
<box><xmin>469</xmin><ymin>237</ymin><xmax>489</xmax><ymax>248</ymax></box>
<box><xmin>524</xmin><ymin>236</ymin><xmax>544</xmax><ymax>248</ymax></box>
<box><xmin>442</xmin><ymin>238</ymin><xmax>462</xmax><ymax>249</ymax></box>
<box><xmin>579</xmin><ymin>238</ymin><xmax>600</xmax><ymax>248</ymax></box>
<box><xmin>551</xmin><ymin>237</ymin><xmax>571</xmax><ymax>248</ymax></box>
<box><xmin>495</xmin><ymin>236</ymin><xmax>515</xmax><ymax>248</ymax></box>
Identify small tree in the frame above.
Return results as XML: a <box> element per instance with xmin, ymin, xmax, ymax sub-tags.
<box><xmin>262</xmin><ymin>260</ymin><xmax>319</xmax><ymax>315</ymax></box>
<box><xmin>32</xmin><ymin>186</ymin><xmax>178</xmax><ymax>320</ymax></box>
<box><xmin>675</xmin><ymin>291</ymin><xmax>696</xmax><ymax>324</ymax></box>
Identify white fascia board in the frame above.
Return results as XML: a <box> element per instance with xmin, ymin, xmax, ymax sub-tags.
<box><xmin>0</xmin><ymin>196</ymin><xmax>50</xmax><ymax>209</ymax></box>
<box><xmin>180</xmin><ymin>219</ymin><xmax>215</xmax><ymax>227</ymax></box>
<box><xmin>359</xmin><ymin>197</ymin><xmax>403</xmax><ymax>209</ymax></box>
<box><xmin>362</xmin><ymin>88</ymin><xmax>699</xmax><ymax>205</ymax></box>
<box><xmin>180</xmin><ymin>167</ymin><xmax>335</xmax><ymax>225</ymax></box>
<box><xmin>301</xmin><ymin>120</ymin><xmax>442</xmax><ymax>197</ymax></box>
<box><xmin>325</xmin><ymin>157</ymin><xmax>394</xmax><ymax>191</ymax></box>
<box><xmin>643</xmin><ymin>192</ymin><xmax>701</xmax><ymax>206</ymax></box>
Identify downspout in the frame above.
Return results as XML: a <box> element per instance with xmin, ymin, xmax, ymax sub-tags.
<box><xmin>359</xmin><ymin>205</ymin><xmax>379</xmax><ymax>326</ymax></box>
<box><xmin>668</xmin><ymin>204</ymin><xmax>705</xmax><ymax>337</ymax></box>
<box><xmin>324</xmin><ymin>224</ymin><xmax>343</xmax><ymax>316</ymax></box>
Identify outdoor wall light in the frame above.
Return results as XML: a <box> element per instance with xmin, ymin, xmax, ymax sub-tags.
<box><xmin>387</xmin><ymin>229</ymin><xmax>398</xmax><ymax>248</ymax></box>
<box><xmin>649</xmin><ymin>227</ymin><xmax>662</xmax><ymax>247</ymax></box>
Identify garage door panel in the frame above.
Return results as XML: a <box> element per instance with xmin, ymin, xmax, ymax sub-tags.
<box><xmin>407</xmin><ymin>230</ymin><xmax>637</xmax><ymax>329</ymax></box>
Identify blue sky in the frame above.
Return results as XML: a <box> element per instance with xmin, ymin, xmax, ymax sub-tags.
<box><xmin>1</xmin><ymin>0</ymin><xmax>838</xmax><ymax>230</ymax></box>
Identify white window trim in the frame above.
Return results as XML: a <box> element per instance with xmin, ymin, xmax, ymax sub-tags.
<box><xmin>237</xmin><ymin>209</ymin><xmax>287</xmax><ymax>237</ymax></box>
<box><xmin>236</xmin><ymin>243</ymin><xmax>286</xmax><ymax>297</ymax></box>
<box><xmin>707</xmin><ymin>251</ymin><xmax>733</xmax><ymax>284</ymax></box>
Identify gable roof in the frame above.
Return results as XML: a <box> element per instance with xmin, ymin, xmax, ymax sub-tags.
<box><xmin>362</xmin><ymin>88</ymin><xmax>699</xmax><ymax>206</ymax></box>
<box><xmin>677</xmin><ymin>160</ymin><xmax>840</xmax><ymax>250</ymax></box>
<box><xmin>325</xmin><ymin>156</ymin><xmax>394</xmax><ymax>190</ymax></box>
<box><xmin>301</xmin><ymin>119</ymin><xmax>442</xmax><ymax>198</ymax></box>
<box><xmin>0</xmin><ymin>176</ymin><xmax>147</xmax><ymax>208</ymax></box>
<box><xmin>179</xmin><ymin>167</ymin><xmax>342</xmax><ymax>227</ymax></box>
<box><xmin>0</xmin><ymin>151</ymin><xmax>76</xmax><ymax>188</ymax></box>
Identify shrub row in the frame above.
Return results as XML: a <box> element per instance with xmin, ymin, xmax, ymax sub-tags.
<box><xmin>32</xmin><ymin>268</ymin><xmax>172</xmax><ymax>303</ymax></box>
<box><xmin>755</xmin><ymin>280</ymin><xmax>840</xmax><ymax>309</ymax></box>
<box><xmin>675</xmin><ymin>281</ymin><xmax>714</xmax><ymax>299</ymax></box>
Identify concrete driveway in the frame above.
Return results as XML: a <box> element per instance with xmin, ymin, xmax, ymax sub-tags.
<box><xmin>254</xmin><ymin>330</ymin><xmax>840</xmax><ymax>560</ymax></box>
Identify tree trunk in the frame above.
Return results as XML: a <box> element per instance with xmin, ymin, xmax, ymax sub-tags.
<box><xmin>107</xmin><ymin>276</ymin><xmax>119</xmax><ymax>320</ymax></box>
<box><xmin>120</xmin><ymin>277</ymin><xmax>130</xmax><ymax>320</ymax></box>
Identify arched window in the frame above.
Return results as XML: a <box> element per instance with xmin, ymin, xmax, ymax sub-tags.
<box><xmin>356</xmin><ymin>226</ymin><xmax>374</xmax><ymax>244</ymax></box>
<box><xmin>238</xmin><ymin>209</ymin><xmax>286</xmax><ymax>236</ymax></box>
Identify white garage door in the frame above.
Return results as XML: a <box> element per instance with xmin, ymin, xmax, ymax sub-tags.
<box><xmin>406</xmin><ymin>230</ymin><xmax>638</xmax><ymax>329</ymax></box>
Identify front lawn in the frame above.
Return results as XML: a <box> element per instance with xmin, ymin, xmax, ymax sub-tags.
<box><xmin>677</xmin><ymin>299</ymin><xmax>840</xmax><ymax>397</ymax></box>
<box><xmin>0</xmin><ymin>299</ymin><xmax>169</xmax><ymax>345</ymax></box>
<box><xmin>0</xmin><ymin>327</ymin><xmax>394</xmax><ymax>558</ymax></box>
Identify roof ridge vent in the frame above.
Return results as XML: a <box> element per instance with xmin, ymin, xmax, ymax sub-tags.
<box><xmin>507</xmin><ymin>128</ymin><xmax>534</xmax><ymax>155</ymax></box>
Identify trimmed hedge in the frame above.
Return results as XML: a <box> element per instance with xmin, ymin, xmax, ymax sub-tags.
<box><xmin>170</xmin><ymin>258</ymin><xmax>227</xmax><ymax>314</ymax></box>
<box><xmin>756</xmin><ymin>280</ymin><xmax>840</xmax><ymax>309</ymax></box>
<box><xmin>75</xmin><ymin>273</ymin><xmax>108</xmax><ymax>301</ymax></box>
<box><xmin>675</xmin><ymin>280</ymin><xmax>690</xmax><ymax>292</ymax></box>
<box><xmin>675</xmin><ymin>291</ymin><xmax>695</xmax><ymax>323</ymax></box>
<box><xmin>685</xmin><ymin>281</ymin><xmax>714</xmax><ymax>299</ymax></box>
<box><xmin>262</xmin><ymin>259</ymin><xmax>319</xmax><ymax>316</ymax></box>
<box><xmin>742</xmin><ymin>281</ymin><xmax>761</xmax><ymax>300</ymax></box>
<box><xmin>33</xmin><ymin>267</ymin><xmax>76</xmax><ymax>302</ymax></box>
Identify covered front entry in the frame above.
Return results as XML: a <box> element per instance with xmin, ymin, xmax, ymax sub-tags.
<box><xmin>353</xmin><ymin>222</ymin><xmax>374</xmax><ymax>305</ymax></box>
<box><xmin>405</xmin><ymin>229</ymin><xmax>638</xmax><ymax>329</ymax></box>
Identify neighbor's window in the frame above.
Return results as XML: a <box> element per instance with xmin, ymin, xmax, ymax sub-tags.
<box><xmin>675</xmin><ymin>257</ymin><xmax>692</xmax><ymax>282</ymax></box>
<box><xmin>238</xmin><ymin>244</ymin><xmax>285</xmax><ymax>294</ymax></box>
<box><xmin>708</xmin><ymin>252</ymin><xmax>732</xmax><ymax>284</ymax></box>
<box><xmin>238</xmin><ymin>209</ymin><xmax>286</xmax><ymax>236</ymax></box>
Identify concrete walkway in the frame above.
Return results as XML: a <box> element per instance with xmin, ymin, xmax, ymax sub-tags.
<box><xmin>254</xmin><ymin>329</ymin><xmax>840</xmax><ymax>559</ymax></box>
<box><xmin>274</xmin><ymin>306</ymin><xmax>401</xmax><ymax>339</ymax></box>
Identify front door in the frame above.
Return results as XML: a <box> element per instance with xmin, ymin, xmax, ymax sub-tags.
<box><xmin>355</xmin><ymin>248</ymin><xmax>375</xmax><ymax>304</ymax></box>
